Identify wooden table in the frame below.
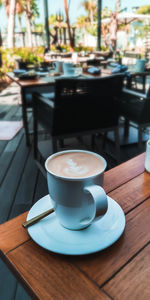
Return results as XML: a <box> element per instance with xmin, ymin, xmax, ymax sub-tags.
<box><xmin>1</xmin><ymin>152</ymin><xmax>150</xmax><ymax>300</ymax></box>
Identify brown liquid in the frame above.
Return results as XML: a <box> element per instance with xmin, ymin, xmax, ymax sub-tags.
<box><xmin>47</xmin><ymin>152</ymin><xmax>104</xmax><ymax>178</ymax></box>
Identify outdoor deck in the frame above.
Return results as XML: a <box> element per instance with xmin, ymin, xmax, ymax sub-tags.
<box><xmin>0</xmin><ymin>82</ymin><xmax>146</xmax><ymax>299</ymax></box>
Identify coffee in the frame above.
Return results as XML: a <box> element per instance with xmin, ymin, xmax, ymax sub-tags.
<box><xmin>45</xmin><ymin>150</ymin><xmax>107</xmax><ymax>230</ymax></box>
<box><xmin>47</xmin><ymin>151</ymin><xmax>104</xmax><ymax>178</ymax></box>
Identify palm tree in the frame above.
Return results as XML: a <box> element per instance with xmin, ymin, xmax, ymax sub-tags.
<box><xmin>82</xmin><ymin>0</ymin><xmax>97</xmax><ymax>24</ymax></box>
<box><xmin>0</xmin><ymin>0</ymin><xmax>16</xmax><ymax>48</ymax></box>
<box><xmin>21</xmin><ymin>0</ymin><xmax>39</xmax><ymax>47</ymax></box>
<box><xmin>115</xmin><ymin>0</ymin><xmax>121</xmax><ymax>13</ymax></box>
<box><xmin>17</xmin><ymin>0</ymin><xmax>33</xmax><ymax>47</ymax></box>
<box><xmin>2</xmin><ymin>0</ymin><xmax>10</xmax><ymax>15</ymax></box>
<box><xmin>7</xmin><ymin>0</ymin><xmax>16</xmax><ymax>48</ymax></box>
<box><xmin>16</xmin><ymin>0</ymin><xmax>25</xmax><ymax>46</ymax></box>
<box><xmin>0</xmin><ymin>0</ymin><xmax>22</xmax><ymax>47</ymax></box>
<box><xmin>1</xmin><ymin>0</ymin><xmax>23</xmax><ymax>47</ymax></box>
<box><xmin>76</xmin><ymin>15</ymin><xmax>89</xmax><ymax>28</ymax></box>
<box><xmin>64</xmin><ymin>0</ymin><xmax>74</xmax><ymax>50</ymax></box>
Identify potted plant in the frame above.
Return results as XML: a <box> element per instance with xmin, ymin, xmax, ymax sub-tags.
<box><xmin>13</xmin><ymin>47</ymin><xmax>44</xmax><ymax>70</ymax></box>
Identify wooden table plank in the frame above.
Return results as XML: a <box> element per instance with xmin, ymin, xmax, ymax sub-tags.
<box><xmin>0</xmin><ymin>212</ymin><xmax>29</xmax><ymax>254</ymax></box>
<box><xmin>109</xmin><ymin>171</ymin><xmax>150</xmax><ymax>213</ymax></box>
<box><xmin>73</xmin><ymin>197</ymin><xmax>150</xmax><ymax>286</ymax></box>
<box><xmin>6</xmin><ymin>240</ymin><xmax>110</xmax><ymax>300</ymax></box>
<box><xmin>103</xmin><ymin>244</ymin><xmax>150</xmax><ymax>300</ymax></box>
<box><xmin>104</xmin><ymin>152</ymin><xmax>145</xmax><ymax>193</ymax></box>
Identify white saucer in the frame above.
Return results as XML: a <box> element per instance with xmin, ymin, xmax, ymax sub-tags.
<box><xmin>27</xmin><ymin>195</ymin><xmax>125</xmax><ymax>255</ymax></box>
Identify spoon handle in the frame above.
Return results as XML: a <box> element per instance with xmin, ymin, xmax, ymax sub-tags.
<box><xmin>22</xmin><ymin>208</ymin><xmax>54</xmax><ymax>228</ymax></box>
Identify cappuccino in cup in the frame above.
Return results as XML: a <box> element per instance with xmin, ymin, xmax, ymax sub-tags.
<box><xmin>47</xmin><ymin>151</ymin><xmax>104</xmax><ymax>178</ymax></box>
<box><xmin>45</xmin><ymin>150</ymin><xmax>107</xmax><ymax>230</ymax></box>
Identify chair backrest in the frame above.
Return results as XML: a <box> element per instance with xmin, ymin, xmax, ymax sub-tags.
<box><xmin>142</xmin><ymin>85</ymin><xmax>150</xmax><ymax>121</ymax></box>
<box><xmin>121</xmin><ymin>86</ymin><xmax>150</xmax><ymax>124</ymax></box>
<box><xmin>52</xmin><ymin>74</ymin><xmax>124</xmax><ymax>134</ymax></box>
<box><xmin>55</xmin><ymin>74</ymin><xmax>123</xmax><ymax>104</ymax></box>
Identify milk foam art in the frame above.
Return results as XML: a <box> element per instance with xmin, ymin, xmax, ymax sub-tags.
<box><xmin>64</xmin><ymin>158</ymin><xmax>88</xmax><ymax>176</ymax></box>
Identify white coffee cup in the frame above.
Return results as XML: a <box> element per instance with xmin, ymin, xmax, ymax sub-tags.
<box><xmin>63</xmin><ymin>62</ymin><xmax>75</xmax><ymax>76</ymax></box>
<box><xmin>45</xmin><ymin>150</ymin><xmax>108</xmax><ymax>230</ymax></box>
<box><xmin>54</xmin><ymin>61</ymin><xmax>63</xmax><ymax>73</ymax></box>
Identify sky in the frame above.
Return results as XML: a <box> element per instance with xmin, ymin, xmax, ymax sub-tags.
<box><xmin>0</xmin><ymin>0</ymin><xmax>150</xmax><ymax>32</ymax></box>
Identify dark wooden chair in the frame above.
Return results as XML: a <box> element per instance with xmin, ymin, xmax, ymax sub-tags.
<box><xmin>126</xmin><ymin>71</ymin><xmax>150</xmax><ymax>93</ymax></box>
<box><xmin>119</xmin><ymin>86</ymin><xmax>150</xmax><ymax>148</ymax></box>
<box><xmin>33</xmin><ymin>74</ymin><xmax>123</xmax><ymax>164</ymax></box>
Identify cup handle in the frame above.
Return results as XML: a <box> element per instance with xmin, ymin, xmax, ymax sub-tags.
<box><xmin>84</xmin><ymin>185</ymin><xmax>108</xmax><ymax>221</ymax></box>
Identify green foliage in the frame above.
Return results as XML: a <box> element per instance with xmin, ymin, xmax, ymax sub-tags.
<box><xmin>50</xmin><ymin>43</ymin><xmax>95</xmax><ymax>53</ymax></box>
<box><xmin>101</xmin><ymin>7</ymin><xmax>112</xmax><ymax>19</ymax></box>
<box><xmin>13</xmin><ymin>47</ymin><xmax>44</xmax><ymax>63</ymax></box>
<box><xmin>0</xmin><ymin>47</ymin><xmax>44</xmax><ymax>78</ymax></box>
<box><xmin>30</xmin><ymin>0</ymin><xmax>39</xmax><ymax>18</ymax></box>
<box><xmin>34</xmin><ymin>23</ymin><xmax>44</xmax><ymax>32</ymax></box>
<box><xmin>100</xmin><ymin>45</ymin><xmax>109</xmax><ymax>51</ymax></box>
<box><xmin>134</xmin><ymin>22</ymin><xmax>150</xmax><ymax>39</ymax></box>
<box><xmin>76</xmin><ymin>15</ymin><xmax>89</xmax><ymax>27</ymax></box>
<box><xmin>50</xmin><ymin>44</ymin><xmax>70</xmax><ymax>52</ymax></box>
<box><xmin>86</xmin><ymin>24</ymin><xmax>97</xmax><ymax>36</ymax></box>
<box><xmin>21</xmin><ymin>0</ymin><xmax>39</xmax><ymax>19</ymax></box>
<box><xmin>136</xmin><ymin>5</ymin><xmax>150</xmax><ymax>15</ymax></box>
<box><xmin>74</xmin><ymin>45</ymin><xmax>94</xmax><ymax>53</ymax></box>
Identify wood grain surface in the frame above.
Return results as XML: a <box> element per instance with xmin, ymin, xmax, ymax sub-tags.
<box><xmin>109</xmin><ymin>171</ymin><xmax>150</xmax><ymax>213</ymax></box>
<box><xmin>104</xmin><ymin>152</ymin><xmax>145</xmax><ymax>193</ymax></box>
<box><xmin>7</xmin><ymin>240</ymin><xmax>110</xmax><ymax>300</ymax></box>
<box><xmin>104</xmin><ymin>244</ymin><xmax>150</xmax><ymax>300</ymax></box>
<box><xmin>0</xmin><ymin>153</ymin><xmax>150</xmax><ymax>299</ymax></box>
<box><xmin>0</xmin><ymin>212</ymin><xmax>29</xmax><ymax>253</ymax></box>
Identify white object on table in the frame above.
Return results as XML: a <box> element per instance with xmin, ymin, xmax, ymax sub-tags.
<box><xmin>145</xmin><ymin>140</ymin><xmax>150</xmax><ymax>173</ymax></box>
<box><xmin>72</xmin><ymin>52</ymin><xmax>78</xmax><ymax>64</ymax></box>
